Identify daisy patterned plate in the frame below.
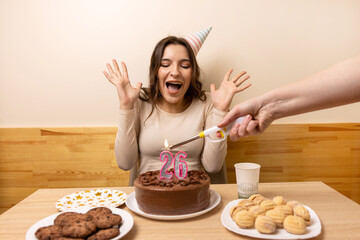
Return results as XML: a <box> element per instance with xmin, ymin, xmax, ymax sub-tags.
<box><xmin>56</xmin><ymin>189</ymin><xmax>127</xmax><ymax>212</ymax></box>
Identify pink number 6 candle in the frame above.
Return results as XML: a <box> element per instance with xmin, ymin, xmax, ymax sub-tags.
<box><xmin>174</xmin><ymin>151</ymin><xmax>188</xmax><ymax>179</ymax></box>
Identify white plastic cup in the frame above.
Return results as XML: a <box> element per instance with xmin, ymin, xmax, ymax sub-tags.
<box><xmin>234</xmin><ymin>163</ymin><xmax>261</xmax><ymax>199</ymax></box>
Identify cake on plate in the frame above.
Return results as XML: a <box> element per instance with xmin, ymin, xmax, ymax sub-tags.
<box><xmin>134</xmin><ymin>169</ymin><xmax>210</xmax><ymax>215</ymax></box>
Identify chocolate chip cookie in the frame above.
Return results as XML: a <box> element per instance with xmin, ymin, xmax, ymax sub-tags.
<box><xmin>91</xmin><ymin>213</ymin><xmax>122</xmax><ymax>229</ymax></box>
<box><xmin>61</xmin><ymin>220</ymin><xmax>97</xmax><ymax>238</ymax></box>
<box><xmin>35</xmin><ymin>225</ymin><xmax>62</xmax><ymax>240</ymax></box>
<box><xmin>86</xmin><ymin>207</ymin><xmax>112</xmax><ymax>218</ymax></box>
<box><xmin>87</xmin><ymin>228</ymin><xmax>120</xmax><ymax>240</ymax></box>
<box><xmin>54</xmin><ymin>212</ymin><xmax>91</xmax><ymax>226</ymax></box>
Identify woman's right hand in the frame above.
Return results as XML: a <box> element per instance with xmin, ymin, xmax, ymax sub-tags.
<box><xmin>103</xmin><ymin>59</ymin><xmax>142</xmax><ymax>110</ymax></box>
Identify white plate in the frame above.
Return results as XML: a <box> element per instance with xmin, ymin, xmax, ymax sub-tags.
<box><xmin>221</xmin><ymin>199</ymin><xmax>322</xmax><ymax>240</ymax></box>
<box><xmin>56</xmin><ymin>189</ymin><xmax>127</xmax><ymax>211</ymax></box>
<box><xmin>26</xmin><ymin>207</ymin><xmax>134</xmax><ymax>240</ymax></box>
<box><xmin>126</xmin><ymin>189</ymin><xmax>221</xmax><ymax>220</ymax></box>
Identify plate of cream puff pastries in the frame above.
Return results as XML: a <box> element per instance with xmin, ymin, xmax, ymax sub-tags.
<box><xmin>221</xmin><ymin>194</ymin><xmax>321</xmax><ymax>239</ymax></box>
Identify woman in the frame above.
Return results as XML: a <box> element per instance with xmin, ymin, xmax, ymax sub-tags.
<box><xmin>104</xmin><ymin>36</ymin><xmax>251</xmax><ymax>185</ymax></box>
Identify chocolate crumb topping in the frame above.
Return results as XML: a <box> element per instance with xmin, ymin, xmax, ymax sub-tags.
<box><xmin>138</xmin><ymin>169</ymin><xmax>209</xmax><ymax>187</ymax></box>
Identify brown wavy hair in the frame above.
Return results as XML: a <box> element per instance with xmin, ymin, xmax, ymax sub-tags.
<box><xmin>139</xmin><ymin>36</ymin><xmax>206</xmax><ymax>118</ymax></box>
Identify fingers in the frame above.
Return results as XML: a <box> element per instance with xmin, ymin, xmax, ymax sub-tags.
<box><xmin>121</xmin><ymin>61</ymin><xmax>129</xmax><ymax>80</ymax></box>
<box><xmin>237</xmin><ymin>82</ymin><xmax>252</xmax><ymax>92</ymax></box>
<box><xmin>218</xmin><ymin>106</ymin><xmax>242</xmax><ymax>128</ymax></box>
<box><xmin>104</xmin><ymin>60</ymin><xmax>130</xmax><ymax>85</ymax></box>
<box><xmin>225</xmin><ymin>70</ymin><xmax>248</xmax><ymax>83</ymax></box>
<box><xmin>229</xmin><ymin>123</ymin><xmax>241</xmax><ymax>141</ymax></box>
<box><xmin>105</xmin><ymin>59</ymin><xmax>127</xmax><ymax>78</ymax></box>
<box><xmin>224</xmin><ymin>69</ymin><xmax>252</xmax><ymax>91</ymax></box>
<box><xmin>237</xmin><ymin>114</ymin><xmax>252</xmax><ymax>137</ymax></box>
<box><xmin>235</xmin><ymin>74</ymin><xmax>250</xmax><ymax>86</ymax></box>
<box><xmin>232</xmin><ymin>71</ymin><xmax>247</xmax><ymax>83</ymax></box>
<box><xmin>223</xmin><ymin>69</ymin><xmax>234</xmax><ymax>81</ymax></box>
<box><xmin>233</xmin><ymin>71</ymin><xmax>251</xmax><ymax>92</ymax></box>
<box><xmin>229</xmin><ymin>115</ymin><xmax>259</xmax><ymax>141</ymax></box>
<box><xmin>247</xmin><ymin>120</ymin><xmax>260</xmax><ymax>135</ymax></box>
<box><xmin>112</xmin><ymin>59</ymin><xmax>121</xmax><ymax>78</ymax></box>
<box><xmin>135</xmin><ymin>82</ymin><xmax>143</xmax><ymax>91</ymax></box>
<box><xmin>103</xmin><ymin>71</ymin><xmax>112</xmax><ymax>81</ymax></box>
<box><xmin>106</xmin><ymin>63</ymin><xmax>115</xmax><ymax>76</ymax></box>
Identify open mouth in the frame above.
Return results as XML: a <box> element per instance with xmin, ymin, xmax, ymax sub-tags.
<box><xmin>166</xmin><ymin>82</ymin><xmax>183</xmax><ymax>91</ymax></box>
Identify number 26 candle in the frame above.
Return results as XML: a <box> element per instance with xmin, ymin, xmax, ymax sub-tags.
<box><xmin>160</xmin><ymin>139</ymin><xmax>188</xmax><ymax>180</ymax></box>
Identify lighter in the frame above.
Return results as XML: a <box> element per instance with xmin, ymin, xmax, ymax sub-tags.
<box><xmin>168</xmin><ymin>117</ymin><xmax>244</xmax><ymax>150</ymax></box>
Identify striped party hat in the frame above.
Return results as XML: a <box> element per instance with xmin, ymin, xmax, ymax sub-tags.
<box><xmin>183</xmin><ymin>27</ymin><xmax>212</xmax><ymax>55</ymax></box>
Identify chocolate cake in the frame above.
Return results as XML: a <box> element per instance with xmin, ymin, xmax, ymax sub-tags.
<box><xmin>134</xmin><ymin>169</ymin><xmax>211</xmax><ymax>215</ymax></box>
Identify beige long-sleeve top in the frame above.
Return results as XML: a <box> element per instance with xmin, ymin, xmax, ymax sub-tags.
<box><xmin>114</xmin><ymin>92</ymin><xmax>228</xmax><ymax>183</ymax></box>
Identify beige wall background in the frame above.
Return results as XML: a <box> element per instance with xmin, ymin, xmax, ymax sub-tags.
<box><xmin>1</xmin><ymin>0</ymin><xmax>360</xmax><ymax>127</ymax></box>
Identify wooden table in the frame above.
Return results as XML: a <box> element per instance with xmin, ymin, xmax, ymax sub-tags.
<box><xmin>0</xmin><ymin>182</ymin><xmax>359</xmax><ymax>239</ymax></box>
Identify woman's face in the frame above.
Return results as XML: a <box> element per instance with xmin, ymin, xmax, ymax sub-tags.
<box><xmin>157</xmin><ymin>44</ymin><xmax>192</xmax><ymax>112</ymax></box>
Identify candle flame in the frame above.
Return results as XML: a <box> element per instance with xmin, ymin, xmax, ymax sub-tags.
<box><xmin>164</xmin><ymin>139</ymin><xmax>169</xmax><ymax>149</ymax></box>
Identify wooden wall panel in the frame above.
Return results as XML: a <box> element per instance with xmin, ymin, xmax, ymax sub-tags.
<box><xmin>225</xmin><ymin>123</ymin><xmax>360</xmax><ymax>204</ymax></box>
<box><xmin>0</xmin><ymin>123</ymin><xmax>359</xmax><ymax>214</ymax></box>
<box><xmin>0</xmin><ymin>127</ymin><xmax>128</xmax><ymax>214</ymax></box>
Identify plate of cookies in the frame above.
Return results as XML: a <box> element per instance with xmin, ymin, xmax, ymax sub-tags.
<box><xmin>221</xmin><ymin>194</ymin><xmax>322</xmax><ymax>239</ymax></box>
<box><xmin>26</xmin><ymin>207</ymin><xmax>134</xmax><ymax>240</ymax></box>
<box><xmin>56</xmin><ymin>189</ymin><xmax>127</xmax><ymax>212</ymax></box>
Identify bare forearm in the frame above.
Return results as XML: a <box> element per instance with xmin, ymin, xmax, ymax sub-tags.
<box><xmin>262</xmin><ymin>55</ymin><xmax>360</xmax><ymax>120</ymax></box>
<box><xmin>219</xmin><ymin>55</ymin><xmax>360</xmax><ymax>140</ymax></box>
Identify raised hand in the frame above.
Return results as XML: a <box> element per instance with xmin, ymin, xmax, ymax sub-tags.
<box><xmin>218</xmin><ymin>97</ymin><xmax>275</xmax><ymax>141</ymax></box>
<box><xmin>210</xmin><ymin>69</ymin><xmax>251</xmax><ymax>111</ymax></box>
<box><xmin>103</xmin><ymin>59</ymin><xmax>142</xmax><ymax>110</ymax></box>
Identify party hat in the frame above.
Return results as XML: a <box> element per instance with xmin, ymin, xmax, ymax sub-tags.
<box><xmin>183</xmin><ymin>27</ymin><xmax>212</xmax><ymax>55</ymax></box>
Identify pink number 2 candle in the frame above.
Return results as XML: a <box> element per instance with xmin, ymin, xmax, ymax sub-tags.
<box><xmin>159</xmin><ymin>151</ymin><xmax>173</xmax><ymax>179</ymax></box>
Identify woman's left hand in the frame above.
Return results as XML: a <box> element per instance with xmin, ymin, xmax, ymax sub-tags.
<box><xmin>210</xmin><ymin>69</ymin><xmax>251</xmax><ymax>111</ymax></box>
